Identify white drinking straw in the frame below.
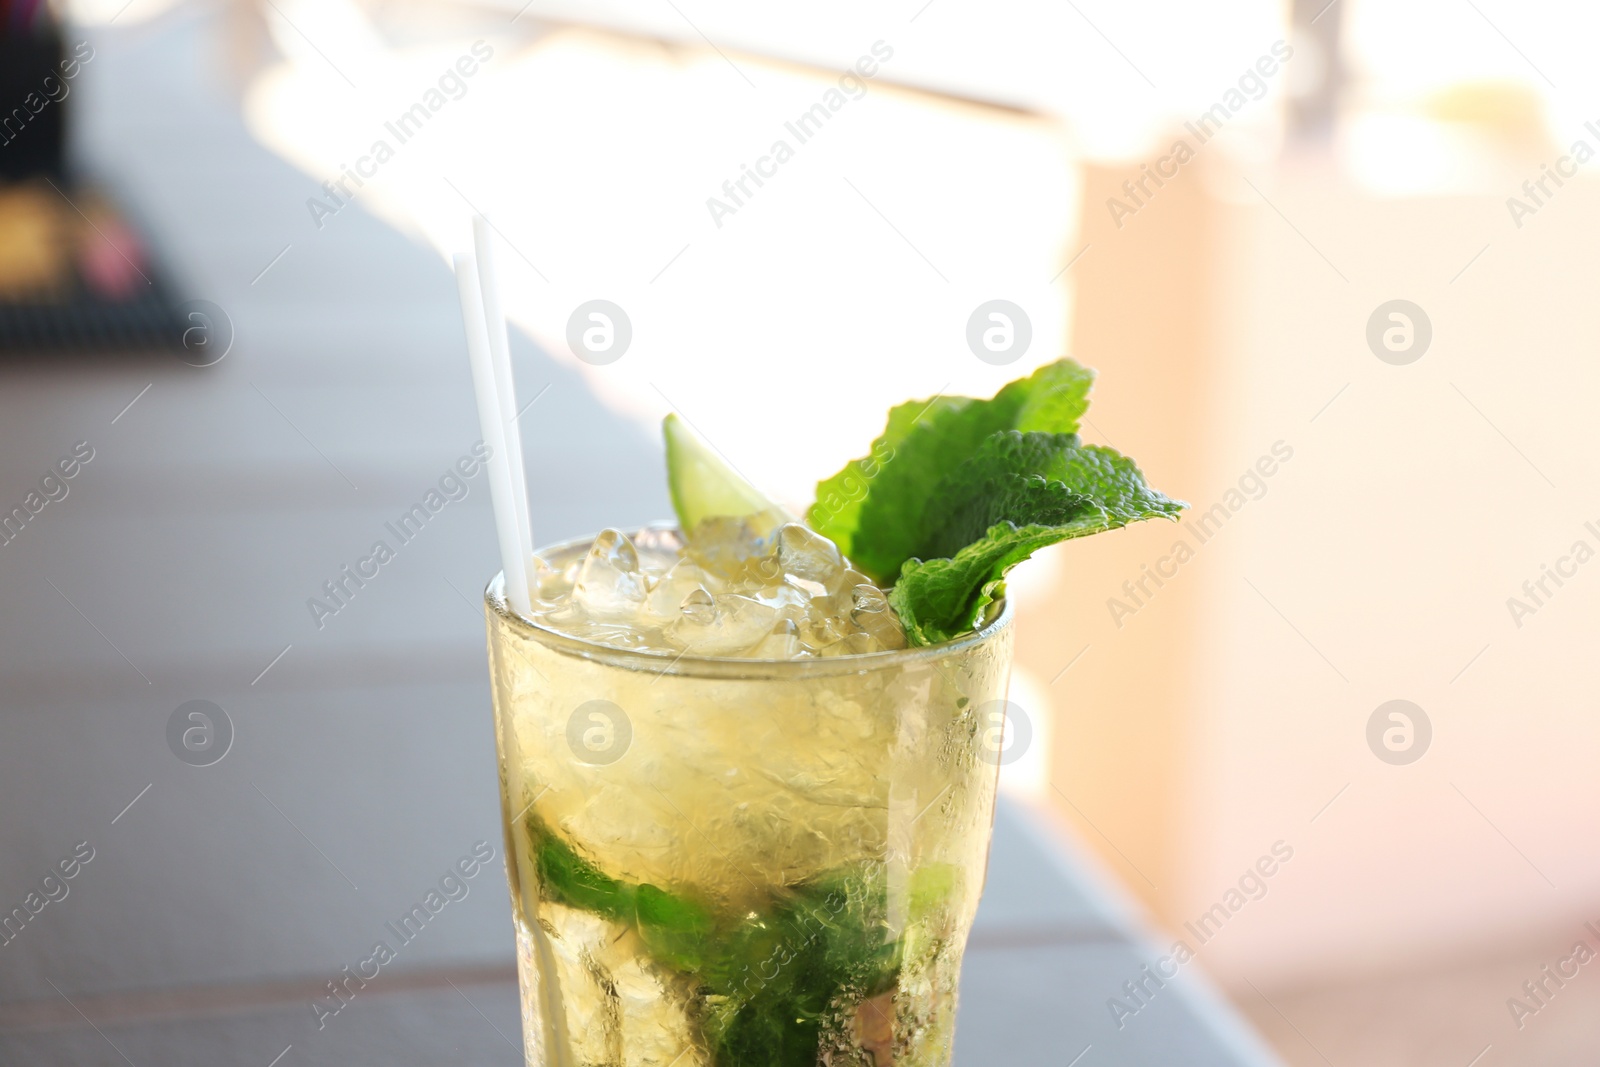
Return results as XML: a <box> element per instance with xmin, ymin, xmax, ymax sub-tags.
<box><xmin>454</xmin><ymin>252</ymin><xmax>532</xmax><ymax>616</ymax></box>
<box><xmin>472</xmin><ymin>217</ymin><xmax>535</xmax><ymax>588</ymax></box>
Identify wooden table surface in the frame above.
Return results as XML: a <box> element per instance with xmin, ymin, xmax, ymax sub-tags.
<box><xmin>0</xmin><ymin>8</ymin><xmax>1279</xmax><ymax>1064</ymax></box>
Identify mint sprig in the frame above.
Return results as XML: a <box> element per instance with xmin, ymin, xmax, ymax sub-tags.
<box><xmin>809</xmin><ymin>360</ymin><xmax>1184</xmax><ymax>645</ymax></box>
<box><xmin>809</xmin><ymin>360</ymin><xmax>1094</xmax><ymax>584</ymax></box>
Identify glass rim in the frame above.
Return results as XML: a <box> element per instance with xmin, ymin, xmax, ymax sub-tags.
<box><xmin>483</xmin><ymin>532</ymin><xmax>1013</xmax><ymax>679</ymax></box>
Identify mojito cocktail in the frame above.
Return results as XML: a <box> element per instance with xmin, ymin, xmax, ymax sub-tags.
<box><xmin>475</xmin><ymin>359</ymin><xmax>1184</xmax><ymax>1066</ymax></box>
<box><xmin>488</xmin><ymin>526</ymin><xmax>1013</xmax><ymax>1066</ymax></box>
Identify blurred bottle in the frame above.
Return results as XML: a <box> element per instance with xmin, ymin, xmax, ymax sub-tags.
<box><xmin>0</xmin><ymin>0</ymin><xmax>69</xmax><ymax>181</ymax></box>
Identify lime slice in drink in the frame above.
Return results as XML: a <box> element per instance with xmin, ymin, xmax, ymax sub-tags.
<box><xmin>663</xmin><ymin>414</ymin><xmax>792</xmax><ymax>537</ymax></box>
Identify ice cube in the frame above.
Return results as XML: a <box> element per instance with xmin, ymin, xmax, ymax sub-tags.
<box><xmin>750</xmin><ymin>622</ymin><xmax>802</xmax><ymax>660</ymax></box>
<box><xmin>683</xmin><ymin>516</ymin><xmax>767</xmax><ymax>573</ymax></box>
<box><xmin>680</xmin><ymin>586</ymin><xmax>716</xmax><ymax>625</ymax></box>
<box><xmin>825</xmin><ymin>567</ymin><xmax>873</xmax><ymax>600</ymax></box>
<box><xmin>530</xmin><ymin>554</ymin><xmax>570</xmax><ymax>606</ymax></box>
<box><xmin>850</xmin><ymin>584</ymin><xmax>889</xmax><ymax>614</ymax></box>
<box><xmin>667</xmin><ymin>594</ymin><xmax>780</xmax><ymax>656</ymax></box>
<box><xmin>642</xmin><ymin>560</ymin><xmax>712</xmax><ymax>627</ymax></box>
<box><xmin>852</xmin><ymin>594</ymin><xmax>907</xmax><ymax>651</ymax></box>
<box><xmin>749</xmin><ymin>579</ymin><xmax>811</xmax><ymax>624</ymax></box>
<box><xmin>797</xmin><ymin>609</ymin><xmax>848</xmax><ymax>654</ymax></box>
<box><xmin>790</xmin><ymin>576</ymin><xmax>828</xmax><ymax>599</ymax></box>
<box><xmin>572</xmin><ymin>529</ymin><xmax>648</xmax><ymax>621</ymax></box>
<box><xmin>776</xmin><ymin>523</ymin><xmax>846</xmax><ymax>585</ymax></box>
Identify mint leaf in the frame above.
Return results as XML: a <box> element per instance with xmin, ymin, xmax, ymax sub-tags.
<box><xmin>808</xmin><ymin>359</ymin><xmax>1183</xmax><ymax>644</ymax></box>
<box><xmin>809</xmin><ymin>360</ymin><xmax>1094</xmax><ymax>584</ymax></box>
<box><xmin>529</xmin><ymin>817</ymin><xmax>713</xmax><ymax>971</ymax></box>
<box><xmin>635</xmin><ymin>882</ymin><xmax>715</xmax><ymax>973</ymax></box>
<box><xmin>527</xmin><ymin>816</ymin><xmax>901</xmax><ymax>1067</ymax></box>
<box><xmin>701</xmin><ymin>866</ymin><xmax>898</xmax><ymax>1067</ymax></box>
<box><xmin>916</xmin><ymin>432</ymin><xmax>1097</xmax><ymax>559</ymax></box>
<box><xmin>531</xmin><ymin>818</ymin><xmax>634</xmax><ymax>921</ymax></box>
<box><xmin>889</xmin><ymin>432</ymin><xmax>1184</xmax><ymax>644</ymax></box>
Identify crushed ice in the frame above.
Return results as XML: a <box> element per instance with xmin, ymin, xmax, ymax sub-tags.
<box><xmin>527</xmin><ymin>522</ymin><xmax>907</xmax><ymax>659</ymax></box>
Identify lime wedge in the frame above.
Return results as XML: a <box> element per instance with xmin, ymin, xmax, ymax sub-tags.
<box><xmin>663</xmin><ymin>414</ymin><xmax>790</xmax><ymax>536</ymax></box>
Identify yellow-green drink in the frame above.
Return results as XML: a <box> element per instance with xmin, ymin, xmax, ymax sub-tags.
<box><xmin>485</xmin><ymin>534</ymin><xmax>1014</xmax><ymax>1067</ymax></box>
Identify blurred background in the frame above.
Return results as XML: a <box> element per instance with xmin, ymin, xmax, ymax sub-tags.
<box><xmin>1</xmin><ymin>0</ymin><xmax>1597</xmax><ymax>1063</ymax></box>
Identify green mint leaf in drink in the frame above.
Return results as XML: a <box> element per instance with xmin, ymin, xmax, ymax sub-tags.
<box><xmin>529</xmin><ymin>816</ymin><xmax>715</xmax><ymax>975</ymax></box>
<box><xmin>702</xmin><ymin>867</ymin><xmax>898</xmax><ymax>1067</ymax></box>
<box><xmin>527</xmin><ymin>816</ymin><xmax>901</xmax><ymax>1067</ymax></box>
<box><xmin>530</xmin><ymin>816</ymin><xmax>635</xmax><ymax>921</ymax></box>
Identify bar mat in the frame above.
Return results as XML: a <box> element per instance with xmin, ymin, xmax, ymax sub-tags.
<box><xmin>0</xmin><ymin>179</ymin><xmax>193</xmax><ymax>359</ymax></box>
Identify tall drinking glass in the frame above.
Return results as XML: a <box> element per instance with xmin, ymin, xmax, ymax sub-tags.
<box><xmin>485</xmin><ymin>535</ymin><xmax>1015</xmax><ymax>1067</ymax></box>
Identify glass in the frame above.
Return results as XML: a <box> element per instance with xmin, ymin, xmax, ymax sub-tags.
<box><xmin>484</xmin><ymin>535</ymin><xmax>1015</xmax><ymax>1067</ymax></box>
